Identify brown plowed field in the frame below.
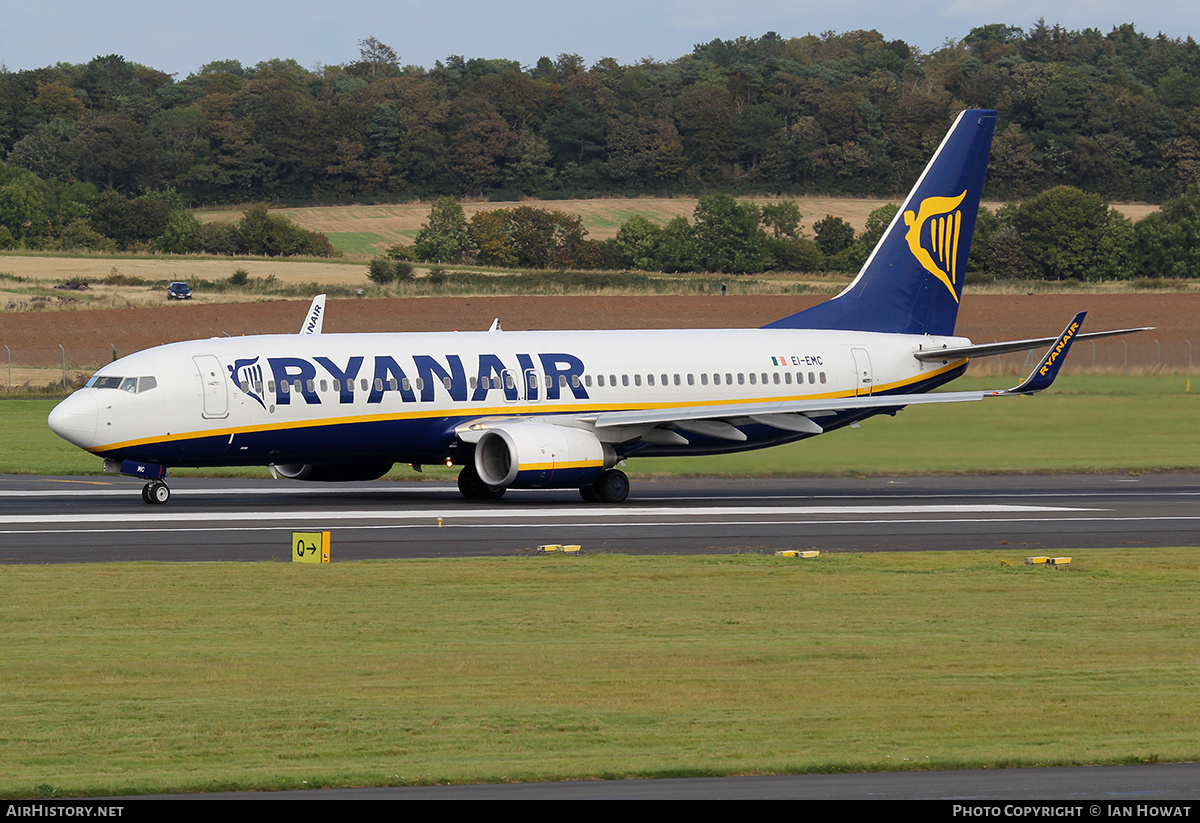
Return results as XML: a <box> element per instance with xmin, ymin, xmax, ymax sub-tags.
<box><xmin>1</xmin><ymin>293</ymin><xmax>1191</xmax><ymax>371</ymax></box>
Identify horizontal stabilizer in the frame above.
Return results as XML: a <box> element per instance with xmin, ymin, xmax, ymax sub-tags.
<box><xmin>914</xmin><ymin>325</ymin><xmax>1154</xmax><ymax>362</ymax></box>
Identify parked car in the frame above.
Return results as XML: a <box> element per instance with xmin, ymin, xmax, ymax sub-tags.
<box><xmin>167</xmin><ymin>281</ymin><xmax>192</xmax><ymax>300</ymax></box>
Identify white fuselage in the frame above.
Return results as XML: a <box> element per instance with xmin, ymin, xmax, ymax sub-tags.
<box><xmin>49</xmin><ymin>326</ymin><xmax>971</xmax><ymax>470</ymax></box>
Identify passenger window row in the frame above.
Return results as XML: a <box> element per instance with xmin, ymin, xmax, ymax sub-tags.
<box><xmin>244</xmin><ymin>370</ymin><xmax>829</xmax><ymax>397</ymax></box>
<box><xmin>586</xmin><ymin>371</ymin><xmax>827</xmax><ymax>388</ymax></box>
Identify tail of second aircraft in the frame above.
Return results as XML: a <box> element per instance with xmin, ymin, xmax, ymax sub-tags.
<box><xmin>765</xmin><ymin>109</ymin><xmax>997</xmax><ymax>337</ymax></box>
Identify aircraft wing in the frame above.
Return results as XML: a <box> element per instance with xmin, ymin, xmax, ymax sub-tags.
<box><xmin>585</xmin><ymin>313</ymin><xmax>1089</xmax><ymax>440</ymax></box>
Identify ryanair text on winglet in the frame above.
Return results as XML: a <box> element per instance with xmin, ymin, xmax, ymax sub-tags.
<box><xmin>1038</xmin><ymin>320</ymin><xmax>1081</xmax><ymax>377</ymax></box>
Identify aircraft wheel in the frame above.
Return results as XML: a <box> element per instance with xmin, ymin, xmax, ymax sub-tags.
<box><xmin>579</xmin><ymin>484</ymin><xmax>597</xmax><ymax>502</ymax></box>
<box><xmin>457</xmin><ymin>463</ymin><xmax>505</xmax><ymax>500</ymax></box>
<box><xmin>594</xmin><ymin>469</ymin><xmax>629</xmax><ymax>504</ymax></box>
<box><xmin>457</xmin><ymin>464</ymin><xmax>480</xmax><ymax>498</ymax></box>
<box><xmin>144</xmin><ymin>481</ymin><xmax>170</xmax><ymax>505</ymax></box>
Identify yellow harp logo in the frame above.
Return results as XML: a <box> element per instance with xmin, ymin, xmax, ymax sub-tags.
<box><xmin>903</xmin><ymin>190</ymin><xmax>967</xmax><ymax>303</ymax></box>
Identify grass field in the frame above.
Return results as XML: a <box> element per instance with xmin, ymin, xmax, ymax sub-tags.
<box><xmin>3</xmin><ymin>550</ymin><xmax>1198</xmax><ymax>796</ymax></box>
<box><xmin>5</xmin><ymin>376</ymin><xmax>1196</xmax><ymax>478</ymax></box>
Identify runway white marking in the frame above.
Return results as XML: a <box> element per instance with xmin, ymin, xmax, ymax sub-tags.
<box><xmin>4</xmin><ymin>516</ymin><xmax>1198</xmax><ymax>539</ymax></box>
<box><xmin>3</xmin><ymin>484</ymin><xmax>1196</xmax><ymax>501</ymax></box>
<box><xmin>0</xmin><ymin>503</ymin><xmax>1097</xmax><ymax>527</ymax></box>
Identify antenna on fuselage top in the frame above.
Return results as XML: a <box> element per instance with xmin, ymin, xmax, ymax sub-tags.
<box><xmin>488</xmin><ymin>318</ymin><xmax>501</xmax><ymax>332</ymax></box>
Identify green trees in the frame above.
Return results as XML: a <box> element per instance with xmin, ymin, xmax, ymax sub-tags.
<box><xmin>1004</xmin><ymin>186</ymin><xmax>1135</xmax><ymax>280</ymax></box>
<box><xmin>812</xmin><ymin>216</ymin><xmax>855</xmax><ymax>257</ymax></box>
<box><xmin>87</xmin><ymin>189</ymin><xmax>173</xmax><ymax>248</ymax></box>
<box><xmin>468</xmin><ymin>206</ymin><xmax>586</xmax><ymax>268</ymax></box>
<box><xmin>968</xmin><ymin>187</ymin><xmax>1136</xmax><ymax>281</ymax></box>
<box><xmin>413</xmin><ymin>197</ymin><xmax>471</xmax><ymax>263</ymax></box>
<box><xmin>614</xmin><ymin>214</ymin><xmax>663</xmax><ymax>270</ymax></box>
<box><xmin>692</xmin><ymin>195</ymin><xmax>766</xmax><ymax>273</ymax></box>
<box><xmin>233</xmin><ymin>204</ymin><xmax>335</xmax><ymax>257</ymax></box>
<box><xmin>1134</xmin><ymin>184</ymin><xmax>1200</xmax><ymax>278</ymax></box>
<box><xmin>367</xmin><ymin>256</ymin><xmax>414</xmax><ymax>284</ymax></box>
<box><xmin>0</xmin><ymin>168</ymin><xmax>50</xmax><ymax>246</ymax></box>
<box><xmin>612</xmin><ymin>197</ymin><xmax>809</xmax><ymax>273</ymax></box>
<box><xmin>1</xmin><ymin>23</ymin><xmax>1200</xmax><ymax>203</ymax></box>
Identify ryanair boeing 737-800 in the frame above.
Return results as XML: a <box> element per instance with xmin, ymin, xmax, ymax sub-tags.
<box><xmin>47</xmin><ymin>110</ymin><xmax>1149</xmax><ymax>504</ymax></box>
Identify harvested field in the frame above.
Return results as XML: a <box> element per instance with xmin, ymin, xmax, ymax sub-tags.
<box><xmin>196</xmin><ymin>197</ymin><xmax>1161</xmax><ymax>256</ymax></box>
<box><xmin>196</xmin><ymin>197</ymin><xmax>913</xmax><ymax>243</ymax></box>
<box><xmin>0</xmin><ymin>254</ymin><xmax>367</xmax><ymax>288</ymax></box>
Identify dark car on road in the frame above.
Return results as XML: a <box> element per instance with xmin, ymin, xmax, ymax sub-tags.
<box><xmin>167</xmin><ymin>281</ymin><xmax>192</xmax><ymax>300</ymax></box>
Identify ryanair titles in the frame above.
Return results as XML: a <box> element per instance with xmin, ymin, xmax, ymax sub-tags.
<box><xmin>228</xmin><ymin>352</ymin><xmax>588</xmax><ymax>409</ymax></box>
<box><xmin>1038</xmin><ymin>319</ymin><xmax>1081</xmax><ymax>377</ymax></box>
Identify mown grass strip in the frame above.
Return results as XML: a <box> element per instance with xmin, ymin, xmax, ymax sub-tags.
<box><xmin>2</xmin><ymin>550</ymin><xmax>1198</xmax><ymax>797</ymax></box>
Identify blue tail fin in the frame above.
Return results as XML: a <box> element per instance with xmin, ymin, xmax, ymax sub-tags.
<box><xmin>765</xmin><ymin>109</ymin><xmax>997</xmax><ymax>336</ymax></box>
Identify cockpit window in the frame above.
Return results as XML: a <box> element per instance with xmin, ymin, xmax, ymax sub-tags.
<box><xmin>86</xmin><ymin>375</ymin><xmax>158</xmax><ymax>393</ymax></box>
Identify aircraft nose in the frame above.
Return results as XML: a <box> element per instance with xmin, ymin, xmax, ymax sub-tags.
<box><xmin>48</xmin><ymin>391</ymin><xmax>99</xmax><ymax>448</ymax></box>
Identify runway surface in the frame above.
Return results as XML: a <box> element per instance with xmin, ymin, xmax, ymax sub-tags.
<box><xmin>2</xmin><ymin>472</ymin><xmax>1197</xmax><ymax>563</ymax></box>
<box><xmin>159</xmin><ymin>763</ymin><xmax>1200</xmax><ymax>800</ymax></box>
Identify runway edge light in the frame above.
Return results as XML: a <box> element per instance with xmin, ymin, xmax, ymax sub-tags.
<box><xmin>293</xmin><ymin>531</ymin><xmax>331</xmax><ymax>563</ymax></box>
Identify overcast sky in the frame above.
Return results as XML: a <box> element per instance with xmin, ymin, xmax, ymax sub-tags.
<box><xmin>4</xmin><ymin>1</ymin><xmax>1200</xmax><ymax>78</ymax></box>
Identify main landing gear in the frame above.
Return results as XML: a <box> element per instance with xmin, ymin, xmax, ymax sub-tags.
<box><xmin>141</xmin><ymin>480</ymin><xmax>170</xmax><ymax>505</ymax></box>
<box><xmin>456</xmin><ymin>464</ymin><xmax>630</xmax><ymax>503</ymax></box>
<box><xmin>579</xmin><ymin>469</ymin><xmax>629</xmax><ymax>504</ymax></box>
<box><xmin>456</xmin><ymin>462</ymin><xmax>506</xmax><ymax>500</ymax></box>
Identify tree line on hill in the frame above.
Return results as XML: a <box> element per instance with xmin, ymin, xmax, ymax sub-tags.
<box><xmin>1</xmin><ymin>22</ymin><xmax>1199</xmax><ymax>208</ymax></box>
<box><xmin>0</xmin><ymin>162</ymin><xmax>334</xmax><ymax>255</ymax></box>
<box><xmin>404</xmin><ymin>184</ymin><xmax>1200</xmax><ymax>280</ymax></box>
<box><xmin>4</xmin><ymin>19</ymin><xmax>1200</xmax><ymax>278</ymax></box>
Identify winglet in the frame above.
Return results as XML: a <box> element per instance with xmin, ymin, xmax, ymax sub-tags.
<box><xmin>1005</xmin><ymin>312</ymin><xmax>1086</xmax><ymax>394</ymax></box>
<box><xmin>301</xmin><ymin>294</ymin><xmax>326</xmax><ymax>335</ymax></box>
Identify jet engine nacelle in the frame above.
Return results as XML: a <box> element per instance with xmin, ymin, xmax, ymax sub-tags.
<box><xmin>273</xmin><ymin>463</ymin><xmax>393</xmax><ymax>482</ymax></box>
<box><xmin>474</xmin><ymin>423</ymin><xmax>615</xmax><ymax>489</ymax></box>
